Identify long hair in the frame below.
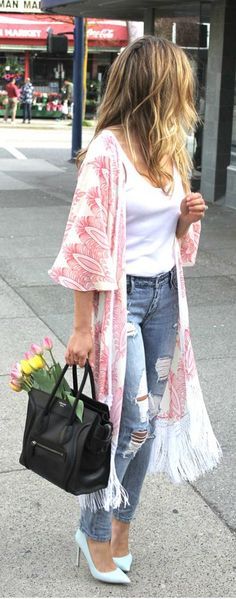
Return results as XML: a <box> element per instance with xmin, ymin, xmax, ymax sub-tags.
<box><xmin>78</xmin><ymin>36</ymin><xmax>198</xmax><ymax>193</ymax></box>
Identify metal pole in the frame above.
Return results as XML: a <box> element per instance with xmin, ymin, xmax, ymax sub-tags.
<box><xmin>71</xmin><ymin>17</ymin><xmax>84</xmax><ymax>159</ymax></box>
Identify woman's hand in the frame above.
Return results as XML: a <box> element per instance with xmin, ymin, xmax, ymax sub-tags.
<box><xmin>180</xmin><ymin>192</ymin><xmax>207</xmax><ymax>225</ymax></box>
<box><xmin>65</xmin><ymin>329</ymin><xmax>94</xmax><ymax>368</ymax></box>
<box><xmin>176</xmin><ymin>192</ymin><xmax>208</xmax><ymax>239</ymax></box>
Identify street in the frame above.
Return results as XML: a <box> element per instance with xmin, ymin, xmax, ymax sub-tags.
<box><xmin>0</xmin><ymin>122</ymin><xmax>236</xmax><ymax>598</ymax></box>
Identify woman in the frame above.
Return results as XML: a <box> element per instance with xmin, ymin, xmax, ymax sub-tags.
<box><xmin>49</xmin><ymin>36</ymin><xmax>222</xmax><ymax>585</ymax></box>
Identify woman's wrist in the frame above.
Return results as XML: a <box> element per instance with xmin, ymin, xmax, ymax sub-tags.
<box><xmin>73</xmin><ymin>325</ymin><xmax>92</xmax><ymax>335</ymax></box>
<box><xmin>176</xmin><ymin>214</ymin><xmax>191</xmax><ymax>239</ymax></box>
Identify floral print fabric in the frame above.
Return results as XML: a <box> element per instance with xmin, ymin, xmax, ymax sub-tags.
<box><xmin>49</xmin><ymin>130</ymin><xmax>222</xmax><ymax>507</ymax></box>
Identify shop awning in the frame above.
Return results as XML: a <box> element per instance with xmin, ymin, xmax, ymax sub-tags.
<box><xmin>40</xmin><ymin>0</ymin><xmax>214</xmax><ymax>20</ymax></box>
<box><xmin>0</xmin><ymin>13</ymin><xmax>128</xmax><ymax>49</ymax></box>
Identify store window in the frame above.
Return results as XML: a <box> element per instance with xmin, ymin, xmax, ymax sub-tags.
<box><xmin>0</xmin><ymin>53</ymin><xmax>25</xmax><ymax>90</ymax></box>
<box><xmin>31</xmin><ymin>54</ymin><xmax>73</xmax><ymax>92</ymax></box>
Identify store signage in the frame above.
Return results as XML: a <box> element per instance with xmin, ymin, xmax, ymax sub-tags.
<box><xmin>0</xmin><ymin>26</ymin><xmax>41</xmax><ymax>36</ymax></box>
<box><xmin>0</xmin><ymin>0</ymin><xmax>41</xmax><ymax>12</ymax></box>
<box><xmin>87</xmin><ymin>27</ymin><xmax>114</xmax><ymax>40</ymax></box>
<box><xmin>0</xmin><ymin>14</ymin><xmax>72</xmax><ymax>38</ymax></box>
<box><xmin>87</xmin><ymin>20</ymin><xmax>127</xmax><ymax>44</ymax></box>
<box><xmin>0</xmin><ymin>15</ymin><xmax>128</xmax><ymax>47</ymax></box>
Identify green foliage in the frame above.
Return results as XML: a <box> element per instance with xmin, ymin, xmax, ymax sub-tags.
<box><xmin>0</xmin><ymin>59</ymin><xmax>24</xmax><ymax>78</ymax></box>
<box><xmin>64</xmin><ymin>392</ymin><xmax>84</xmax><ymax>422</ymax></box>
<box><xmin>32</xmin><ymin>363</ymin><xmax>84</xmax><ymax>421</ymax></box>
<box><xmin>32</xmin><ymin>369</ymin><xmax>56</xmax><ymax>395</ymax></box>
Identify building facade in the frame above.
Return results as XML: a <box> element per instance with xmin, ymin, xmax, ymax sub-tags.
<box><xmin>39</xmin><ymin>0</ymin><xmax>236</xmax><ymax>208</ymax></box>
<box><xmin>0</xmin><ymin>8</ymin><xmax>128</xmax><ymax>117</ymax></box>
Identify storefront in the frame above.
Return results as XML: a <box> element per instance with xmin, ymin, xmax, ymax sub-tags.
<box><xmin>0</xmin><ymin>12</ymin><xmax>128</xmax><ymax>117</ymax></box>
<box><xmin>39</xmin><ymin>0</ymin><xmax>236</xmax><ymax>206</ymax></box>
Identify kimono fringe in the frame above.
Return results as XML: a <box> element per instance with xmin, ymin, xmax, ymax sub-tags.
<box><xmin>148</xmin><ymin>377</ymin><xmax>222</xmax><ymax>484</ymax></box>
<box><xmin>78</xmin><ymin>451</ymin><xmax>129</xmax><ymax>513</ymax></box>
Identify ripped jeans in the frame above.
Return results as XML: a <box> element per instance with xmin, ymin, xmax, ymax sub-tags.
<box><xmin>79</xmin><ymin>266</ymin><xmax>179</xmax><ymax>541</ymax></box>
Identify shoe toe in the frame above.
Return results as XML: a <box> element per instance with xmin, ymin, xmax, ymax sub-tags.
<box><xmin>113</xmin><ymin>553</ymin><xmax>133</xmax><ymax>572</ymax></box>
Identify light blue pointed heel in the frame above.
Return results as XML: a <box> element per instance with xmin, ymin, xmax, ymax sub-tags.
<box><xmin>113</xmin><ymin>553</ymin><xmax>133</xmax><ymax>572</ymax></box>
<box><xmin>75</xmin><ymin>529</ymin><xmax>131</xmax><ymax>584</ymax></box>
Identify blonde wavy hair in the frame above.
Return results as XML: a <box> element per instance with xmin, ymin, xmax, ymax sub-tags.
<box><xmin>78</xmin><ymin>36</ymin><xmax>198</xmax><ymax>193</ymax></box>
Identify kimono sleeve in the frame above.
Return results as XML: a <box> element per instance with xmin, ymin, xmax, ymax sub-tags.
<box><xmin>48</xmin><ymin>151</ymin><xmax>118</xmax><ymax>292</ymax></box>
<box><xmin>179</xmin><ymin>220</ymin><xmax>201</xmax><ymax>267</ymax></box>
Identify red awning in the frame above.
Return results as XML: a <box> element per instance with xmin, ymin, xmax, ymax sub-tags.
<box><xmin>0</xmin><ymin>14</ymin><xmax>128</xmax><ymax>48</ymax></box>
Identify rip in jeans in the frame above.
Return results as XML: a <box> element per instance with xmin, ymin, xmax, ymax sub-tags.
<box><xmin>123</xmin><ymin>365</ymin><xmax>149</xmax><ymax>457</ymax></box>
<box><xmin>155</xmin><ymin>356</ymin><xmax>171</xmax><ymax>382</ymax></box>
<box><xmin>127</xmin><ymin>321</ymin><xmax>137</xmax><ymax>337</ymax></box>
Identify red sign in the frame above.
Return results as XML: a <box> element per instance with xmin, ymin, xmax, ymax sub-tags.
<box><xmin>87</xmin><ymin>19</ymin><xmax>128</xmax><ymax>46</ymax></box>
<box><xmin>0</xmin><ymin>14</ymin><xmax>128</xmax><ymax>47</ymax></box>
<box><xmin>0</xmin><ymin>13</ymin><xmax>73</xmax><ymax>44</ymax></box>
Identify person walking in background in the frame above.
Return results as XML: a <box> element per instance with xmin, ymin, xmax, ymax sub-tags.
<box><xmin>62</xmin><ymin>79</ymin><xmax>73</xmax><ymax>119</ymax></box>
<box><xmin>20</xmin><ymin>78</ymin><xmax>34</xmax><ymax>124</ymax></box>
<box><xmin>49</xmin><ymin>36</ymin><xmax>222</xmax><ymax>585</ymax></box>
<box><xmin>62</xmin><ymin>79</ymin><xmax>73</xmax><ymax>104</ymax></box>
<box><xmin>4</xmin><ymin>78</ymin><xmax>19</xmax><ymax>123</ymax></box>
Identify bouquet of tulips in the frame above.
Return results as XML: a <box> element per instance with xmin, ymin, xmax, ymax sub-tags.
<box><xmin>9</xmin><ymin>337</ymin><xmax>83</xmax><ymax>421</ymax></box>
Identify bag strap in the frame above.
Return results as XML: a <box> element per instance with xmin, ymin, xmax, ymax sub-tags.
<box><xmin>72</xmin><ymin>365</ymin><xmax>78</xmax><ymax>395</ymax></box>
<box><xmin>68</xmin><ymin>362</ymin><xmax>96</xmax><ymax>425</ymax></box>
<box><xmin>46</xmin><ymin>363</ymin><xmax>69</xmax><ymax>411</ymax></box>
<box><xmin>44</xmin><ymin>360</ymin><xmax>96</xmax><ymax>420</ymax></box>
<box><xmin>73</xmin><ymin>363</ymin><xmax>96</xmax><ymax>401</ymax></box>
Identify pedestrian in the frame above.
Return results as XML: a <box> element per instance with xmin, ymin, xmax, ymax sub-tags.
<box><xmin>62</xmin><ymin>79</ymin><xmax>73</xmax><ymax>105</ymax></box>
<box><xmin>62</xmin><ymin>79</ymin><xmax>73</xmax><ymax>118</ymax></box>
<box><xmin>4</xmin><ymin>77</ymin><xmax>19</xmax><ymax>123</ymax></box>
<box><xmin>20</xmin><ymin>77</ymin><xmax>34</xmax><ymax>124</ymax></box>
<box><xmin>49</xmin><ymin>36</ymin><xmax>222</xmax><ymax>585</ymax></box>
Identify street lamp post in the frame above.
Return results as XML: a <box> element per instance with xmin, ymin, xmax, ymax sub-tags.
<box><xmin>71</xmin><ymin>17</ymin><xmax>84</xmax><ymax>160</ymax></box>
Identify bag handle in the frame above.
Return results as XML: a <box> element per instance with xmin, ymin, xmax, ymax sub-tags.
<box><xmin>72</xmin><ymin>363</ymin><xmax>96</xmax><ymax>401</ymax></box>
<box><xmin>44</xmin><ymin>360</ymin><xmax>96</xmax><ymax>419</ymax></box>
<box><xmin>68</xmin><ymin>362</ymin><xmax>96</xmax><ymax>425</ymax></box>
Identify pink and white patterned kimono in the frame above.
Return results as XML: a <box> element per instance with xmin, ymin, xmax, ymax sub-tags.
<box><xmin>49</xmin><ymin>130</ymin><xmax>222</xmax><ymax>511</ymax></box>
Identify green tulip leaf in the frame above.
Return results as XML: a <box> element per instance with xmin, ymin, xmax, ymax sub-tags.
<box><xmin>51</xmin><ymin>363</ymin><xmax>71</xmax><ymax>396</ymax></box>
<box><xmin>64</xmin><ymin>392</ymin><xmax>84</xmax><ymax>422</ymax></box>
<box><xmin>31</xmin><ymin>364</ymin><xmax>74</xmax><ymax>402</ymax></box>
<box><xmin>32</xmin><ymin>370</ymin><xmax>57</xmax><ymax>395</ymax></box>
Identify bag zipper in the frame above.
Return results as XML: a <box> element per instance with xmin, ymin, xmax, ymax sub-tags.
<box><xmin>31</xmin><ymin>440</ymin><xmax>64</xmax><ymax>457</ymax></box>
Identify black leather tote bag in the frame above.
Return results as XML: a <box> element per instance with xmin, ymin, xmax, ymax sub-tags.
<box><xmin>19</xmin><ymin>362</ymin><xmax>113</xmax><ymax>495</ymax></box>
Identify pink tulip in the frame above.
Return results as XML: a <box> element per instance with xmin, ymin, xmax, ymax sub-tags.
<box><xmin>10</xmin><ymin>378</ymin><xmax>22</xmax><ymax>390</ymax></box>
<box><xmin>23</xmin><ymin>351</ymin><xmax>33</xmax><ymax>360</ymax></box>
<box><xmin>42</xmin><ymin>337</ymin><xmax>53</xmax><ymax>351</ymax></box>
<box><xmin>10</xmin><ymin>362</ymin><xmax>22</xmax><ymax>381</ymax></box>
<box><xmin>31</xmin><ymin>343</ymin><xmax>43</xmax><ymax>355</ymax></box>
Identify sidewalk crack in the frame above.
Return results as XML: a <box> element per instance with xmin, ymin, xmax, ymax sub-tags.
<box><xmin>190</xmin><ymin>483</ymin><xmax>236</xmax><ymax>536</ymax></box>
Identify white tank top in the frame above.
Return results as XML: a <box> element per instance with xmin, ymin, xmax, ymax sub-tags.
<box><xmin>116</xmin><ymin>141</ymin><xmax>184</xmax><ymax>277</ymax></box>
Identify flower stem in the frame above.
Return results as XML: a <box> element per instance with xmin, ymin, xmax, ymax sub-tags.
<box><xmin>42</xmin><ymin>356</ymin><xmax>50</xmax><ymax>370</ymax></box>
<box><xmin>23</xmin><ymin>380</ymin><xmax>32</xmax><ymax>391</ymax></box>
<box><xmin>49</xmin><ymin>349</ymin><xmax>57</xmax><ymax>366</ymax></box>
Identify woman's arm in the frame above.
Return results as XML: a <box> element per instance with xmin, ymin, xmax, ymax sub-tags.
<box><xmin>176</xmin><ymin>192</ymin><xmax>207</xmax><ymax>239</ymax></box>
<box><xmin>65</xmin><ymin>290</ymin><xmax>94</xmax><ymax>368</ymax></box>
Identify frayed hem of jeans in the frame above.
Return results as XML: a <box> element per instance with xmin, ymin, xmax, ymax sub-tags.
<box><xmin>112</xmin><ymin>514</ymin><xmax>133</xmax><ymax>524</ymax></box>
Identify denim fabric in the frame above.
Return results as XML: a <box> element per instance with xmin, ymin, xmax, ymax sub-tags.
<box><xmin>22</xmin><ymin>103</ymin><xmax>32</xmax><ymax>122</ymax></box>
<box><xmin>80</xmin><ymin>266</ymin><xmax>179</xmax><ymax>541</ymax></box>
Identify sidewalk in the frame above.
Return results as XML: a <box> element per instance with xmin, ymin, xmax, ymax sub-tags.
<box><xmin>0</xmin><ymin>142</ymin><xmax>236</xmax><ymax>598</ymax></box>
<box><xmin>0</xmin><ymin>118</ymin><xmax>95</xmax><ymax>130</ymax></box>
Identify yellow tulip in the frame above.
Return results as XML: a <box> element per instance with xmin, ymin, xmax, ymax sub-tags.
<box><xmin>20</xmin><ymin>359</ymin><xmax>33</xmax><ymax>375</ymax></box>
<box><xmin>28</xmin><ymin>355</ymin><xmax>45</xmax><ymax>370</ymax></box>
<box><xmin>9</xmin><ymin>382</ymin><xmax>21</xmax><ymax>392</ymax></box>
